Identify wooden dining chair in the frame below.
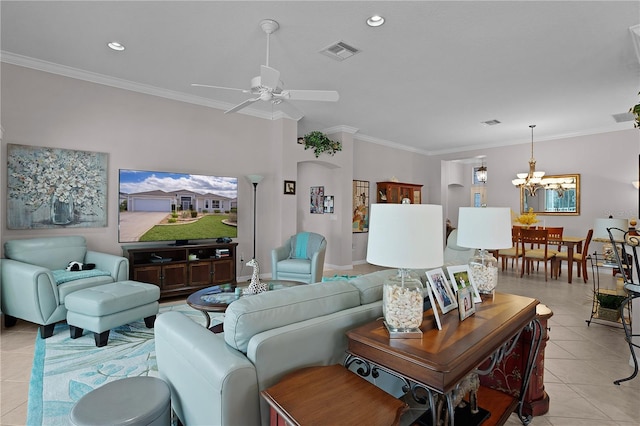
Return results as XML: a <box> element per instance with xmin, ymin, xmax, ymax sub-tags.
<box><xmin>553</xmin><ymin>229</ymin><xmax>593</xmax><ymax>282</ymax></box>
<box><xmin>545</xmin><ymin>227</ymin><xmax>564</xmax><ymax>251</ymax></box>
<box><xmin>520</xmin><ymin>228</ymin><xmax>558</xmax><ymax>281</ymax></box>
<box><xmin>498</xmin><ymin>226</ymin><xmax>522</xmax><ymax>271</ymax></box>
<box><xmin>532</xmin><ymin>226</ymin><xmax>563</xmax><ymax>271</ymax></box>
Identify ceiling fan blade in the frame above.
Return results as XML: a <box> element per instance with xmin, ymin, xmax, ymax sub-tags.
<box><xmin>260</xmin><ymin>65</ymin><xmax>280</xmax><ymax>89</ymax></box>
<box><xmin>191</xmin><ymin>83</ymin><xmax>249</xmax><ymax>93</ymax></box>
<box><xmin>276</xmin><ymin>100</ymin><xmax>305</xmax><ymax>120</ymax></box>
<box><xmin>225</xmin><ymin>98</ymin><xmax>259</xmax><ymax>114</ymax></box>
<box><xmin>279</xmin><ymin>90</ymin><xmax>339</xmax><ymax>102</ymax></box>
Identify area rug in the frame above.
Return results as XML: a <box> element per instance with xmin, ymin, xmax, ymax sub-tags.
<box><xmin>27</xmin><ymin>304</ymin><xmax>220</xmax><ymax>425</ymax></box>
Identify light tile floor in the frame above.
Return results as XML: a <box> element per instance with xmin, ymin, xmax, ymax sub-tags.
<box><xmin>1</xmin><ymin>264</ymin><xmax>638</xmax><ymax>425</ymax></box>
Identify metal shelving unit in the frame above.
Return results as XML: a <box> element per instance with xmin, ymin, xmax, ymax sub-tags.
<box><xmin>586</xmin><ymin>252</ymin><xmax>631</xmax><ymax>328</ymax></box>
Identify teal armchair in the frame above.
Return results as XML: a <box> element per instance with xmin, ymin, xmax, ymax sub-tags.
<box><xmin>271</xmin><ymin>232</ymin><xmax>327</xmax><ymax>283</ymax></box>
<box><xmin>1</xmin><ymin>236</ymin><xmax>128</xmax><ymax>338</ymax></box>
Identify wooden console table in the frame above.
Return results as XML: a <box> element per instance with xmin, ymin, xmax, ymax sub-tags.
<box><xmin>345</xmin><ymin>293</ymin><xmax>541</xmax><ymax>426</ymax></box>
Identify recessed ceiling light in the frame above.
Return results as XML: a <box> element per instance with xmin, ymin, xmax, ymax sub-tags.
<box><xmin>366</xmin><ymin>15</ymin><xmax>385</xmax><ymax>27</ymax></box>
<box><xmin>107</xmin><ymin>41</ymin><xmax>125</xmax><ymax>51</ymax></box>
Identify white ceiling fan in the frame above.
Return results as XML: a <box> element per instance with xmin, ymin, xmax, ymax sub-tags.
<box><xmin>192</xmin><ymin>19</ymin><xmax>339</xmax><ymax>118</ymax></box>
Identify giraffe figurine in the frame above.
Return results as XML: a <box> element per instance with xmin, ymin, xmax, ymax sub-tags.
<box><xmin>244</xmin><ymin>258</ymin><xmax>268</xmax><ymax>295</ymax></box>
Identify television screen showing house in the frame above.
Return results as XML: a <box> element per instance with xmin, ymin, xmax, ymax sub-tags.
<box><xmin>118</xmin><ymin>169</ymin><xmax>238</xmax><ymax>244</ymax></box>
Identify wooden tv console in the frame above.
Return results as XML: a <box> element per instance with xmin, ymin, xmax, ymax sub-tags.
<box><xmin>122</xmin><ymin>242</ymin><xmax>237</xmax><ymax>299</ymax></box>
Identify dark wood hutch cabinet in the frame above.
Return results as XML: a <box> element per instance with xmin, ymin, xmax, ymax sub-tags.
<box><xmin>122</xmin><ymin>242</ymin><xmax>237</xmax><ymax>299</ymax></box>
<box><xmin>376</xmin><ymin>181</ymin><xmax>423</xmax><ymax>204</ymax></box>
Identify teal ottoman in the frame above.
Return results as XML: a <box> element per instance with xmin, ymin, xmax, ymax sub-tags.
<box><xmin>66</xmin><ymin>281</ymin><xmax>160</xmax><ymax>347</ymax></box>
<box><xmin>70</xmin><ymin>376</ymin><xmax>171</xmax><ymax>425</ymax></box>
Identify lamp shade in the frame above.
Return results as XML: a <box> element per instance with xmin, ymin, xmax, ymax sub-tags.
<box><xmin>366</xmin><ymin>204</ymin><xmax>444</xmax><ymax>269</ymax></box>
<box><xmin>457</xmin><ymin>207</ymin><xmax>512</xmax><ymax>250</ymax></box>
<box><xmin>246</xmin><ymin>174</ymin><xmax>263</xmax><ymax>185</ymax></box>
<box><xmin>593</xmin><ymin>218</ymin><xmax>628</xmax><ymax>242</ymax></box>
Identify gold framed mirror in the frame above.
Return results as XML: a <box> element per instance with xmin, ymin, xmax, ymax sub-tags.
<box><xmin>521</xmin><ymin>174</ymin><xmax>580</xmax><ymax>215</ymax></box>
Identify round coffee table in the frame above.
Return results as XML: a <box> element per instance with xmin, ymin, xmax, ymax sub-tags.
<box><xmin>187</xmin><ymin>280</ymin><xmax>303</xmax><ymax>332</ymax></box>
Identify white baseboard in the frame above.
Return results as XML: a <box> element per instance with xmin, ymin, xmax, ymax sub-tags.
<box><xmin>324</xmin><ymin>263</ymin><xmax>354</xmax><ymax>271</ymax></box>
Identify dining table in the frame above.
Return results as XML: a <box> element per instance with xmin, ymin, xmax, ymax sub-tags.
<box><xmin>548</xmin><ymin>235</ymin><xmax>586</xmax><ymax>284</ymax></box>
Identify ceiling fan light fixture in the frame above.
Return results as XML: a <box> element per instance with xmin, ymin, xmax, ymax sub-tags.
<box><xmin>366</xmin><ymin>15</ymin><xmax>385</xmax><ymax>27</ymax></box>
<box><xmin>193</xmin><ymin>19</ymin><xmax>339</xmax><ymax>117</ymax></box>
<box><xmin>107</xmin><ymin>41</ymin><xmax>125</xmax><ymax>51</ymax></box>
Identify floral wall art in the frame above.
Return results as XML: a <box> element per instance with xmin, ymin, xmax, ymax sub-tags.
<box><xmin>7</xmin><ymin>144</ymin><xmax>108</xmax><ymax>229</ymax></box>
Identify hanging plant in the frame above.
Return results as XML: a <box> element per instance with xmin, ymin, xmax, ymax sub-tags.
<box><xmin>301</xmin><ymin>131</ymin><xmax>342</xmax><ymax>158</ymax></box>
<box><xmin>631</xmin><ymin>92</ymin><xmax>640</xmax><ymax>128</ymax></box>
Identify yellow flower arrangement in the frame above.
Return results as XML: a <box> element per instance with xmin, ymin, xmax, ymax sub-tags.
<box><xmin>513</xmin><ymin>208</ymin><xmax>539</xmax><ymax>226</ymax></box>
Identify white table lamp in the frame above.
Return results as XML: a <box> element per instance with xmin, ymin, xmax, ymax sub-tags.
<box><xmin>593</xmin><ymin>218</ymin><xmax>628</xmax><ymax>242</ymax></box>
<box><xmin>593</xmin><ymin>217</ymin><xmax>628</xmax><ymax>263</ymax></box>
<box><xmin>367</xmin><ymin>203</ymin><xmax>443</xmax><ymax>337</ymax></box>
<box><xmin>457</xmin><ymin>207</ymin><xmax>512</xmax><ymax>295</ymax></box>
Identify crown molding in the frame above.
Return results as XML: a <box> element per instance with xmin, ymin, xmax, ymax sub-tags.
<box><xmin>0</xmin><ymin>51</ymin><xmax>300</xmax><ymax>122</ymax></box>
<box><xmin>3</xmin><ymin>51</ymin><xmax>626</xmax><ymax>155</ymax></box>
<box><xmin>323</xmin><ymin>125</ymin><xmax>359</xmax><ymax>135</ymax></box>
<box><xmin>355</xmin><ymin>133</ymin><xmax>431</xmax><ymax>156</ymax></box>
<box><xmin>426</xmin><ymin>122</ymin><xmax>635</xmax><ymax>156</ymax></box>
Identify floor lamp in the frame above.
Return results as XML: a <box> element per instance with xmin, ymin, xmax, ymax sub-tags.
<box><xmin>246</xmin><ymin>174</ymin><xmax>263</xmax><ymax>260</ymax></box>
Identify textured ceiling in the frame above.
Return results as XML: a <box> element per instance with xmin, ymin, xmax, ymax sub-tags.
<box><xmin>2</xmin><ymin>1</ymin><xmax>639</xmax><ymax>154</ymax></box>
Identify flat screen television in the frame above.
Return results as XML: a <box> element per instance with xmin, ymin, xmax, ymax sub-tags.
<box><xmin>118</xmin><ymin>169</ymin><xmax>238</xmax><ymax>245</ymax></box>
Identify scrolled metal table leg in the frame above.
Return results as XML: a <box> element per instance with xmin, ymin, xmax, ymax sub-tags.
<box><xmin>614</xmin><ymin>293</ymin><xmax>639</xmax><ymax>385</ymax></box>
<box><xmin>515</xmin><ymin>318</ymin><xmax>542</xmax><ymax>426</ymax></box>
<box><xmin>200</xmin><ymin>311</ymin><xmax>211</xmax><ymax>329</ymax></box>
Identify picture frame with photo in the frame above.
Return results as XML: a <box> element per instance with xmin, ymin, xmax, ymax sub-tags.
<box><xmin>426</xmin><ymin>268</ymin><xmax>458</xmax><ymax>314</ymax></box>
<box><xmin>446</xmin><ymin>264</ymin><xmax>482</xmax><ymax>304</ymax></box>
<box><xmin>324</xmin><ymin>195</ymin><xmax>334</xmax><ymax>213</ymax></box>
<box><xmin>457</xmin><ymin>287</ymin><xmax>476</xmax><ymax>321</ymax></box>
<box><xmin>425</xmin><ymin>284</ymin><xmax>442</xmax><ymax>330</ymax></box>
<box><xmin>284</xmin><ymin>180</ymin><xmax>296</xmax><ymax>195</ymax></box>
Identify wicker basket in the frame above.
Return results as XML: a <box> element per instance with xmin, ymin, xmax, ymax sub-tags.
<box><xmin>597</xmin><ymin>306</ymin><xmax>620</xmax><ymax>322</ymax></box>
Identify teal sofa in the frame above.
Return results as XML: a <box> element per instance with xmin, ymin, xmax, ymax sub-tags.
<box><xmin>154</xmin><ymin>269</ymin><xmax>408</xmax><ymax>426</ymax></box>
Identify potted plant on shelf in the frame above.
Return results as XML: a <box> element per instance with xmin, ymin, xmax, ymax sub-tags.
<box><xmin>595</xmin><ymin>293</ymin><xmax>626</xmax><ymax>322</ymax></box>
<box><xmin>631</xmin><ymin>92</ymin><xmax>640</xmax><ymax>128</ymax></box>
<box><xmin>301</xmin><ymin>131</ymin><xmax>342</xmax><ymax>158</ymax></box>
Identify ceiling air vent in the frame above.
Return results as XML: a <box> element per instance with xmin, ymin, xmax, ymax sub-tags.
<box><xmin>481</xmin><ymin>119</ymin><xmax>501</xmax><ymax>126</ymax></box>
<box><xmin>612</xmin><ymin>112</ymin><xmax>634</xmax><ymax>123</ymax></box>
<box><xmin>320</xmin><ymin>41</ymin><xmax>360</xmax><ymax>61</ymax></box>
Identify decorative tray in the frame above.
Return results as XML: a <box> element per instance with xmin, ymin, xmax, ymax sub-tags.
<box><xmin>201</xmin><ymin>293</ymin><xmax>238</xmax><ymax>304</ymax></box>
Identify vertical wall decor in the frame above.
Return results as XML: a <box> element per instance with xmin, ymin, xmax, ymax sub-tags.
<box><xmin>7</xmin><ymin>144</ymin><xmax>108</xmax><ymax>229</ymax></box>
<box><xmin>352</xmin><ymin>180</ymin><xmax>370</xmax><ymax>232</ymax></box>
<box><xmin>324</xmin><ymin>195</ymin><xmax>334</xmax><ymax>213</ymax></box>
<box><xmin>310</xmin><ymin>186</ymin><xmax>324</xmax><ymax>214</ymax></box>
